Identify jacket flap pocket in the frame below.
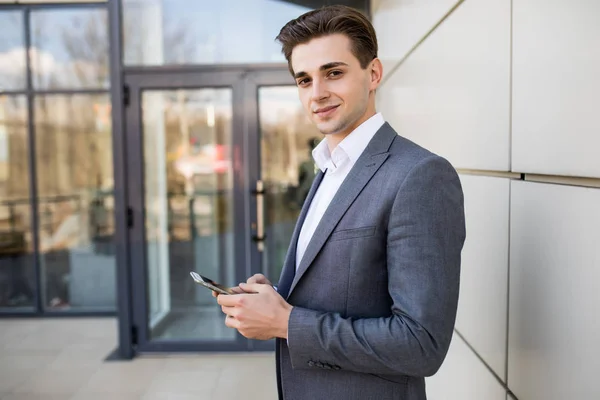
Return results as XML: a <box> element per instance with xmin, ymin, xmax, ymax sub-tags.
<box><xmin>330</xmin><ymin>226</ymin><xmax>376</xmax><ymax>241</ymax></box>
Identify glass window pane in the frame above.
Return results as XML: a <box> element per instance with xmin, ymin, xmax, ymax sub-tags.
<box><xmin>34</xmin><ymin>94</ymin><xmax>115</xmax><ymax>311</ymax></box>
<box><xmin>142</xmin><ymin>89</ymin><xmax>236</xmax><ymax>341</ymax></box>
<box><xmin>259</xmin><ymin>86</ymin><xmax>321</xmax><ymax>281</ymax></box>
<box><xmin>124</xmin><ymin>0</ymin><xmax>368</xmax><ymax>66</ymax></box>
<box><xmin>30</xmin><ymin>8</ymin><xmax>109</xmax><ymax>90</ymax></box>
<box><xmin>18</xmin><ymin>1</ymin><xmax>106</xmax><ymax>3</ymax></box>
<box><xmin>0</xmin><ymin>95</ymin><xmax>35</xmax><ymax>310</ymax></box>
<box><xmin>0</xmin><ymin>11</ymin><xmax>26</xmax><ymax>91</ymax></box>
<box><xmin>123</xmin><ymin>0</ymin><xmax>367</xmax><ymax>66</ymax></box>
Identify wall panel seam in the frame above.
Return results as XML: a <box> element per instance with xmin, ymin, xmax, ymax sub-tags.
<box><xmin>505</xmin><ymin>170</ymin><xmax>512</xmax><ymax>387</ymax></box>
<box><xmin>509</xmin><ymin>0</ymin><xmax>514</xmax><ymax>173</ymax></box>
<box><xmin>454</xmin><ymin>329</ymin><xmax>519</xmax><ymax>398</ymax></box>
<box><xmin>457</xmin><ymin>170</ymin><xmax>600</xmax><ymax>188</ymax></box>
<box><xmin>380</xmin><ymin>0</ymin><xmax>466</xmax><ymax>86</ymax></box>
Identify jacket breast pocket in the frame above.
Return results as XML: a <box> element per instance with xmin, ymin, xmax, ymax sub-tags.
<box><xmin>329</xmin><ymin>226</ymin><xmax>376</xmax><ymax>242</ymax></box>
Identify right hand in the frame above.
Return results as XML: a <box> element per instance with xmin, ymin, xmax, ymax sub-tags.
<box><xmin>212</xmin><ymin>274</ymin><xmax>273</xmax><ymax>298</ymax></box>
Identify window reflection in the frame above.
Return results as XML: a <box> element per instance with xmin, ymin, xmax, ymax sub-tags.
<box><xmin>0</xmin><ymin>11</ymin><xmax>26</xmax><ymax>91</ymax></box>
<box><xmin>30</xmin><ymin>8</ymin><xmax>109</xmax><ymax>90</ymax></box>
<box><xmin>0</xmin><ymin>95</ymin><xmax>34</xmax><ymax>309</ymax></box>
<box><xmin>259</xmin><ymin>86</ymin><xmax>321</xmax><ymax>280</ymax></box>
<box><xmin>16</xmin><ymin>1</ymin><xmax>107</xmax><ymax>3</ymax></box>
<box><xmin>123</xmin><ymin>0</ymin><xmax>367</xmax><ymax>66</ymax></box>
<box><xmin>34</xmin><ymin>94</ymin><xmax>115</xmax><ymax>310</ymax></box>
<box><xmin>123</xmin><ymin>0</ymin><xmax>312</xmax><ymax>65</ymax></box>
<box><xmin>142</xmin><ymin>89</ymin><xmax>236</xmax><ymax>340</ymax></box>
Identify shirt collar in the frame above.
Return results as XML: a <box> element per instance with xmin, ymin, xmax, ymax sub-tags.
<box><xmin>312</xmin><ymin>138</ymin><xmax>330</xmax><ymax>172</ymax></box>
<box><xmin>312</xmin><ymin>113</ymin><xmax>385</xmax><ymax>172</ymax></box>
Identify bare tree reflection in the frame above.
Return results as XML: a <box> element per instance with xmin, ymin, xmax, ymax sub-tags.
<box><xmin>60</xmin><ymin>11</ymin><xmax>109</xmax><ymax>88</ymax></box>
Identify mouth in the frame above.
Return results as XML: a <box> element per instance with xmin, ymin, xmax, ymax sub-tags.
<box><xmin>313</xmin><ymin>105</ymin><xmax>340</xmax><ymax>118</ymax></box>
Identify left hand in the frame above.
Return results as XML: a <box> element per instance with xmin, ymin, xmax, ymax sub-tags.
<box><xmin>216</xmin><ymin>283</ymin><xmax>293</xmax><ymax>340</ymax></box>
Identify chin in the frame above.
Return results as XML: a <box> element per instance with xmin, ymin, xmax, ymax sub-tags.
<box><xmin>315</xmin><ymin>120</ymin><xmax>345</xmax><ymax>136</ymax></box>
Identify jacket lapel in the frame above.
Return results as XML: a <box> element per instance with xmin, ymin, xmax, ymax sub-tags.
<box><xmin>276</xmin><ymin>169</ymin><xmax>325</xmax><ymax>298</ymax></box>
<box><xmin>286</xmin><ymin>123</ymin><xmax>397</xmax><ymax>298</ymax></box>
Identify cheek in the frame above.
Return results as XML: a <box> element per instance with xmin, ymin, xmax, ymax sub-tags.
<box><xmin>330</xmin><ymin>80</ymin><xmax>360</xmax><ymax>105</ymax></box>
<box><xmin>347</xmin><ymin>79</ymin><xmax>369</xmax><ymax>105</ymax></box>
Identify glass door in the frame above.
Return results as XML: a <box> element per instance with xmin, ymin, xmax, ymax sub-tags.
<box><xmin>125</xmin><ymin>70</ymin><xmax>249</xmax><ymax>351</ymax></box>
<box><xmin>143</xmin><ymin>87</ymin><xmax>236</xmax><ymax>342</ymax></box>
<box><xmin>124</xmin><ymin>67</ymin><xmax>321</xmax><ymax>352</ymax></box>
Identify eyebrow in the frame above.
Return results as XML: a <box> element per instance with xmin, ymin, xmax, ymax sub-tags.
<box><xmin>294</xmin><ymin>62</ymin><xmax>349</xmax><ymax>80</ymax></box>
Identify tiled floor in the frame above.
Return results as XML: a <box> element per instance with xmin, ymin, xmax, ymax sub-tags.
<box><xmin>0</xmin><ymin>318</ymin><xmax>278</xmax><ymax>400</ymax></box>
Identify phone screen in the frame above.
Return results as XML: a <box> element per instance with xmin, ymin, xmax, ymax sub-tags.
<box><xmin>189</xmin><ymin>272</ymin><xmax>234</xmax><ymax>295</ymax></box>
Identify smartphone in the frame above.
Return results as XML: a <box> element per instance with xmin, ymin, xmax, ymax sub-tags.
<box><xmin>190</xmin><ymin>272</ymin><xmax>234</xmax><ymax>295</ymax></box>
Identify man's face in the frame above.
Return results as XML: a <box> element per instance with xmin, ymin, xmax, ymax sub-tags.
<box><xmin>290</xmin><ymin>34</ymin><xmax>376</xmax><ymax>137</ymax></box>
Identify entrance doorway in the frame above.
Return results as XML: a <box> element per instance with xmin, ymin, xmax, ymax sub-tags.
<box><xmin>123</xmin><ymin>66</ymin><xmax>321</xmax><ymax>352</ymax></box>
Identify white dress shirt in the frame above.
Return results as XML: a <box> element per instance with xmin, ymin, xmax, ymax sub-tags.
<box><xmin>295</xmin><ymin>113</ymin><xmax>385</xmax><ymax>270</ymax></box>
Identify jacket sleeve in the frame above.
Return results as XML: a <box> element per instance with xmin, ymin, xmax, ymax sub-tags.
<box><xmin>286</xmin><ymin>155</ymin><xmax>466</xmax><ymax>377</ymax></box>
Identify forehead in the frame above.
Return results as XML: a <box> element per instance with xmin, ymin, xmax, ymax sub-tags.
<box><xmin>290</xmin><ymin>34</ymin><xmax>359</xmax><ymax>74</ymax></box>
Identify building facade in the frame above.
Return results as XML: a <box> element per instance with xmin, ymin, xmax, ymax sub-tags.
<box><xmin>2</xmin><ymin>1</ymin><xmax>600</xmax><ymax>399</ymax></box>
<box><xmin>0</xmin><ymin>0</ymin><xmax>369</xmax><ymax>355</ymax></box>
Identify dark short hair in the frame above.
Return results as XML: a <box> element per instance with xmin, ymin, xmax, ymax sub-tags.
<box><xmin>275</xmin><ymin>5</ymin><xmax>378</xmax><ymax>75</ymax></box>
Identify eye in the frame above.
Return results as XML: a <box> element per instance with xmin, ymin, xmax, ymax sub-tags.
<box><xmin>297</xmin><ymin>78</ymin><xmax>311</xmax><ymax>87</ymax></box>
<box><xmin>327</xmin><ymin>70</ymin><xmax>343</xmax><ymax>78</ymax></box>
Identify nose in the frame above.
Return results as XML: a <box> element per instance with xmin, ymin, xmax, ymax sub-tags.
<box><xmin>310</xmin><ymin>78</ymin><xmax>329</xmax><ymax>102</ymax></box>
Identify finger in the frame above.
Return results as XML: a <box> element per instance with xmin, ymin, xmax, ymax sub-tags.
<box><xmin>239</xmin><ymin>282</ymin><xmax>270</xmax><ymax>294</ymax></box>
<box><xmin>247</xmin><ymin>274</ymin><xmax>265</xmax><ymax>284</ymax></box>
<box><xmin>217</xmin><ymin>293</ymin><xmax>245</xmax><ymax>307</ymax></box>
<box><xmin>225</xmin><ymin>315</ymin><xmax>239</xmax><ymax>329</ymax></box>
<box><xmin>229</xmin><ymin>286</ymin><xmax>245</xmax><ymax>294</ymax></box>
<box><xmin>221</xmin><ymin>305</ymin><xmax>236</xmax><ymax>317</ymax></box>
<box><xmin>236</xmin><ymin>284</ymin><xmax>257</xmax><ymax>294</ymax></box>
<box><xmin>217</xmin><ymin>294</ymin><xmax>237</xmax><ymax>306</ymax></box>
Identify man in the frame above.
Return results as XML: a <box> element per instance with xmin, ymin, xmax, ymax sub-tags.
<box><xmin>215</xmin><ymin>5</ymin><xmax>466</xmax><ymax>399</ymax></box>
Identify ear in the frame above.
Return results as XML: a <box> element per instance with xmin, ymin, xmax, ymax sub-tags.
<box><xmin>369</xmin><ymin>58</ymin><xmax>383</xmax><ymax>91</ymax></box>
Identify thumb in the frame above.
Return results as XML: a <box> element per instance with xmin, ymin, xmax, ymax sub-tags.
<box><xmin>239</xmin><ymin>282</ymin><xmax>269</xmax><ymax>294</ymax></box>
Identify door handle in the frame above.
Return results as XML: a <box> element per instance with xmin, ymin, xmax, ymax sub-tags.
<box><xmin>252</xmin><ymin>180</ymin><xmax>266</xmax><ymax>252</ymax></box>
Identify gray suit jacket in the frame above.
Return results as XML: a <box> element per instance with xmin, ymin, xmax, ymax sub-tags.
<box><xmin>275</xmin><ymin>122</ymin><xmax>466</xmax><ymax>400</ymax></box>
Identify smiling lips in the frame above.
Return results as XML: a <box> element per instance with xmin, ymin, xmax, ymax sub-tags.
<box><xmin>313</xmin><ymin>105</ymin><xmax>339</xmax><ymax>118</ymax></box>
